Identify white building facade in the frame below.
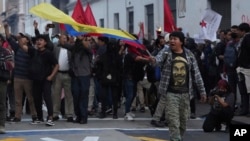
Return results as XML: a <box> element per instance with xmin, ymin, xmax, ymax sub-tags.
<box><xmin>3</xmin><ymin>0</ymin><xmax>248</xmax><ymax>38</ymax></box>
<box><xmin>24</xmin><ymin>0</ymin><xmax>53</xmax><ymax>36</ymax></box>
<box><xmin>66</xmin><ymin>0</ymin><xmax>250</xmax><ymax>40</ymax></box>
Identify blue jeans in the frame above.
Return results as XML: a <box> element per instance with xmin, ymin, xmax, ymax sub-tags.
<box><xmin>71</xmin><ymin>75</ymin><xmax>90</xmax><ymax>119</ymax></box>
<box><xmin>123</xmin><ymin>79</ymin><xmax>136</xmax><ymax>113</ymax></box>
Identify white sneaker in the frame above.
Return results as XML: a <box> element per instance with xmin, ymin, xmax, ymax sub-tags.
<box><xmin>124</xmin><ymin>113</ymin><xmax>134</xmax><ymax>121</ymax></box>
<box><xmin>46</xmin><ymin>120</ymin><xmax>55</xmax><ymax>126</ymax></box>
<box><xmin>0</xmin><ymin>126</ymin><xmax>5</xmax><ymax>134</ymax></box>
<box><xmin>30</xmin><ymin>117</ymin><xmax>41</xmax><ymax>125</ymax></box>
<box><xmin>129</xmin><ymin>112</ymin><xmax>135</xmax><ymax>118</ymax></box>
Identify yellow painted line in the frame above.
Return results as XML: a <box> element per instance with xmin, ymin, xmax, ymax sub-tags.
<box><xmin>133</xmin><ymin>136</ymin><xmax>168</xmax><ymax>141</ymax></box>
<box><xmin>0</xmin><ymin>138</ymin><xmax>25</xmax><ymax>141</ymax></box>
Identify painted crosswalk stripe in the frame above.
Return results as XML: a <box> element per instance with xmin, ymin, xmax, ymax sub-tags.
<box><xmin>7</xmin><ymin>128</ymin><xmax>205</xmax><ymax>133</ymax></box>
<box><xmin>134</xmin><ymin>136</ymin><xmax>167</xmax><ymax>141</ymax></box>
<box><xmin>41</xmin><ymin>137</ymin><xmax>64</xmax><ymax>141</ymax></box>
<box><xmin>19</xmin><ymin>117</ymin><xmax>204</xmax><ymax>122</ymax></box>
<box><xmin>82</xmin><ymin>136</ymin><xmax>99</xmax><ymax>141</ymax></box>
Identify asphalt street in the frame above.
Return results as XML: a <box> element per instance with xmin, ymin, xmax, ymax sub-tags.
<box><xmin>0</xmin><ymin>101</ymin><xmax>235</xmax><ymax>141</ymax></box>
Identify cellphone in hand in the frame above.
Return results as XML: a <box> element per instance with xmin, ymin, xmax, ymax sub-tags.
<box><xmin>47</xmin><ymin>23</ymin><xmax>55</xmax><ymax>28</ymax></box>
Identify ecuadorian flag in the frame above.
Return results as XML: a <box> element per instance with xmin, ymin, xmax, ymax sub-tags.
<box><xmin>29</xmin><ymin>3</ymin><xmax>137</xmax><ymax>41</ymax></box>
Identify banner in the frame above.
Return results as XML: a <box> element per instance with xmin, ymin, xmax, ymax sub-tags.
<box><xmin>72</xmin><ymin>0</ymin><xmax>88</xmax><ymax>24</ymax></box>
<box><xmin>85</xmin><ymin>3</ymin><xmax>97</xmax><ymax>26</ymax></box>
<box><xmin>199</xmin><ymin>9</ymin><xmax>222</xmax><ymax>42</ymax></box>
<box><xmin>164</xmin><ymin>0</ymin><xmax>176</xmax><ymax>32</ymax></box>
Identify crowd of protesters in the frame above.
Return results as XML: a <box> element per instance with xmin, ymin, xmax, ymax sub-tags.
<box><xmin>0</xmin><ymin>21</ymin><xmax>250</xmax><ymax>140</ymax></box>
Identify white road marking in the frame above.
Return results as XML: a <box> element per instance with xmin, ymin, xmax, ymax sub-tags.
<box><xmin>7</xmin><ymin>128</ymin><xmax>204</xmax><ymax>133</ymax></box>
<box><xmin>40</xmin><ymin>137</ymin><xmax>64</xmax><ymax>141</ymax></box>
<box><xmin>82</xmin><ymin>136</ymin><xmax>99</xmax><ymax>141</ymax></box>
<box><xmin>19</xmin><ymin>117</ymin><xmax>203</xmax><ymax>122</ymax></box>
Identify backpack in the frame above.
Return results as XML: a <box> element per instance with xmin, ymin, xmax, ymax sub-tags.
<box><xmin>28</xmin><ymin>51</ymin><xmax>46</xmax><ymax>80</ymax></box>
<box><xmin>146</xmin><ymin>65</ymin><xmax>161</xmax><ymax>83</ymax></box>
<box><xmin>224</xmin><ymin>41</ymin><xmax>238</xmax><ymax>68</ymax></box>
<box><xmin>132</xmin><ymin>61</ymin><xmax>145</xmax><ymax>82</ymax></box>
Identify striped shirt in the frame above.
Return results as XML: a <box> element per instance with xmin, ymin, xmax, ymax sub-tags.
<box><xmin>7</xmin><ymin>37</ymin><xmax>31</xmax><ymax>79</ymax></box>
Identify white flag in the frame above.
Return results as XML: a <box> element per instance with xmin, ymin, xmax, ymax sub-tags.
<box><xmin>199</xmin><ymin>9</ymin><xmax>222</xmax><ymax>42</ymax></box>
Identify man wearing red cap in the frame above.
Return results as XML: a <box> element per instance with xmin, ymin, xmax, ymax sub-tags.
<box><xmin>203</xmin><ymin>79</ymin><xmax>235</xmax><ymax>132</ymax></box>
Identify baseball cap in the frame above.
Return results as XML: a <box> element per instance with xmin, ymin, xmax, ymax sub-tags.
<box><xmin>19</xmin><ymin>33</ymin><xmax>32</xmax><ymax>45</ymax></box>
<box><xmin>19</xmin><ymin>33</ymin><xmax>31</xmax><ymax>41</ymax></box>
<box><xmin>36</xmin><ymin>34</ymin><xmax>49</xmax><ymax>42</ymax></box>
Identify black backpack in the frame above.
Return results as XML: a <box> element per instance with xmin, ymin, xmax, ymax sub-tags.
<box><xmin>224</xmin><ymin>41</ymin><xmax>238</xmax><ymax>68</ymax></box>
<box><xmin>132</xmin><ymin>61</ymin><xmax>145</xmax><ymax>82</ymax></box>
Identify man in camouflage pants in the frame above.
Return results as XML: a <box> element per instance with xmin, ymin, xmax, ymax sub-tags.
<box><xmin>150</xmin><ymin>31</ymin><xmax>207</xmax><ymax>141</ymax></box>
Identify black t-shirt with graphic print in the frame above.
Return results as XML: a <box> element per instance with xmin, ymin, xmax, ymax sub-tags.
<box><xmin>167</xmin><ymin>51</ymin><xmax>189</xmax><ymax>93</ymax></box>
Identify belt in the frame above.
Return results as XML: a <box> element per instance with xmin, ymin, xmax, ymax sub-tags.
<box><xmin>58</xmin><ymin>70</ymin><xmax>69</xmax><ymax>73</ymax></box>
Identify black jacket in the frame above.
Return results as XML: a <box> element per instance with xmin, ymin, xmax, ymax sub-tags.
<box><xmin>96</xmin><ymin>46</ymin><xmax>122</xmax><ymax>86</ymax></box>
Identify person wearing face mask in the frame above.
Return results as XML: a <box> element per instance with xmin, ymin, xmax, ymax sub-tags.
<box><xmin>203</xmin><ymin>79</ymin><xmax>235</xmax><ymax>133</ymax></box>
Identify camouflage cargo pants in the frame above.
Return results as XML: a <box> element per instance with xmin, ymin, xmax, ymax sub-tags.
<box><xmin>165</xmin><ymin>92</ymin><xmax>190</xmax><ymax>141</ymax></box>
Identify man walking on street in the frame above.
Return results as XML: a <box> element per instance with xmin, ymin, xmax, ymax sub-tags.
<box><xmin>149</xmin><ymin>31</ymin><xmax>207</xmax><ymax>141</ymax></box>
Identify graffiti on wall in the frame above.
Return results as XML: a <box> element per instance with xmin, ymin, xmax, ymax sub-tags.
<box><xmin>242</xmin><ymin>14</ymin><xmax>250</xmax><ymax>25</ymax></box>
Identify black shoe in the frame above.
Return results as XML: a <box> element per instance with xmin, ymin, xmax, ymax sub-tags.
<box><xmin>88</xmin><ymin>110</ymin><xmax>94</xmax><ymax>116</ymax></box>
<box><xmin>31</xmin><ymin>117</ymin><xmax>41</xmax><ymax>125</ymax></box>
<box><xmin>6</xmin><ymin>116</ymin><xmax>11</xmax><ymax>121</ymax></box>
<box><xmin>67</xmin><ymin>117</ymin><xmax>74</xmax><ymax>122</ymax></box>
<box><xmin>9</xmin><ymin>111</ymin><xmax>15</xmax><ymax>118</ymax></box>
<box><xmin>140</xmin><ymin>107</ymin><xmax>145</xmax><ymax>113</ymax></box>
<box><xmin>98</xmin><ymin>112</ymin><xmax>106</xmax><ymax>119</ymax></box>
<box><xmin>12</xmin><ymin>117</ymin><xmax>21</xmax><ymax>123</ymax></box>
<box><xmin>151</xmin><ymin>120</ymin><xmax>165</xmax><ymax>127</ymax></box>
<box><xmin>74</xmin><ymin>117</ymin><xmax>81</xmax><ymax>123</ymax></box>
<box><xmin>164</xmin><ymin>122</ymin><xmax>168</xmax><ymax>126</ymax></box>
<box><xmin>131</xmin><ymin>107</ymin><xmax>136</xmax><ymax>112</ymax></box>
<box><xmin>79</xmin><ymin>117</ymin><xmax>87</xmax><ymax>124</ymax></box>
<box><xmin>113</xmin><ymin>114</ymin><xmax>118</xmax><ymax>119</ymax></box>
<box><xmin>53</xmin><ymin>116</ymin><xmax>59</xmax><ymax>121</ymax></box>
<box><xmin>38</xmin><ymin>118</ymin><xmax>44</xmax><ymax>122</ymax></box>
<box><xmin>190</xmin><ymin>113</ymin><xmax>196</xmax><ymax>119</ymax></box>
<box><xmin>105</xmin><ymin>108</ymin><xmax>112</xmax><ymax>114</ymax></box>
<box><xmin>215</xmin><ymin>124</ymin><xmax>222</xmax><ymax>131</ymax></box>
